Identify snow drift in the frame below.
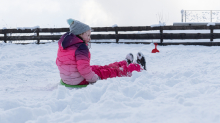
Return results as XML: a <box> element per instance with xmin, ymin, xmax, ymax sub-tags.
<box><xmin>0</xmin><ymin>42</ymin><xmax>220</xmax><ymax>123</ymax></box>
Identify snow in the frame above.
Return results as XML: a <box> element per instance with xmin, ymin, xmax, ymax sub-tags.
<box><xmin>207</xmin><ymin>22</ymin><xmax>216</xmax><ymax>26</ymax></box>
<box><xmin>112</xmin><ymin>24</ymin><xmax>118</xmax><ymax>27</ymax></box>
<box><xmin>150</xmin><ymin>21</ymin><xmax>166</xmax><ymax>27</ymax></box>
<box><xmin>0</xmin><ymin>41</ymin><xmax>220</xmax><ymax>123</ymax></box>
<box><xmin>16</xmin><ymin>26</ymin><xmax>40</xmax><ymax>30</ymax></box>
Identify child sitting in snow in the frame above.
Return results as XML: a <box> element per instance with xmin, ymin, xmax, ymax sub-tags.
<box><xmin>56</xmin><ymin>19</ymin><xmax>146</xmax><ymax>85</ymax></box>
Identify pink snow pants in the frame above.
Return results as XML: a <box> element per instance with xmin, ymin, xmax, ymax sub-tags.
<box><xmin>78</xmin><ymin>60</ymin><xmax>142</xmax><ymax>85</ymax></box>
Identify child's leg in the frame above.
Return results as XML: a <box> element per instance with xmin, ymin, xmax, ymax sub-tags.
<box><xmin>106</xmin><ymin>60</ymin><xmax>128</xmax><ymax>68</ymax></box>
<box><xmin>127</xmin><ymin>63</ymin><xmax>142</xmax><ymax>76</ymax></box>
<box><xmin>91</xmin><ymin>65</ymin><xmax>118</xmax><ymax>79</ymax></box>
<box><xmin>91</xmin><ymin>60</ymin><xmax>142</xmax><ymax>80</ymax></box>
<box><xmin>78</xmin><ymin>61</ymin><xmax>142</xmax><ymax>85</ymax></box>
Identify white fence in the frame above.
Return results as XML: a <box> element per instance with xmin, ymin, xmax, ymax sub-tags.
<box><xmin>181</xmin><ymin>10</ymin><xmax>220</xmax><ymax>22</ymax></box>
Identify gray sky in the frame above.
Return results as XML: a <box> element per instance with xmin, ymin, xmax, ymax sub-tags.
<box><xmin>1</xmin><ymin>0</ymin><xmax>220</xmax><ymax>28</ymax></box>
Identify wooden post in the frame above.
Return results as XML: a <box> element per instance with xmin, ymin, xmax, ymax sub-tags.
<box><xmin>160</xmin><ymin>26</ymin><xmax>163</xmax><ymax>43</ymax></box>
<box><xmin>115</xmin><ymin>27</ymin><xmax>119</xmax><ymax>43</ymax></box>
<box><xmin>4</xmin><ymin>32</ymin><xmax>7</xmax><ymax>43</ymax></box>
<box><xmin>210</xmin><ymin>25</ymin><xmax>213</xmax><ymax>42</ymax></box>
<box><xmin>36</xmin><ymin>28</ymin><xmax>40</xmax><ymax>44</ymax></box>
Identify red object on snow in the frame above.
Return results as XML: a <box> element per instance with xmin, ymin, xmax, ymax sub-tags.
<box><xmin>151</xmin><ymin>43</ymin><xmax>160</xmax><ymax>53</ymax></box>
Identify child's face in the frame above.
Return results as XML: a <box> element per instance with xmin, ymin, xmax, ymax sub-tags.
<box><xmin>79</xmin><ymin>30</ymin><xmax>91</xmax><ymax>44</ymax></box>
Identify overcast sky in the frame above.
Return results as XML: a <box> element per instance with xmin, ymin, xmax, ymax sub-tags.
<box><xmin>1</xmin><ymin>0</ymin><xmax>220</xmax><ymax>28</ymax></box>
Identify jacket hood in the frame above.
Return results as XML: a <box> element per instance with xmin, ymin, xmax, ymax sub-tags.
<box><xmin>59</xmin><ymin>32</ymin><xmax>84</xmax><ymax>49</ymax></box>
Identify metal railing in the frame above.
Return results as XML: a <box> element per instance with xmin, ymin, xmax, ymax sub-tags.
<box><xmin>181</xmin><ymin>10</ymin><xmax>220</xmax><ymax>22</ymax></box>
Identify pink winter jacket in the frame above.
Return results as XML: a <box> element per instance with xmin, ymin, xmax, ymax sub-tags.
<box><xmin>56</xmin><ymin>32</ymin><xmax>99</xmax><ymax>85</ymax></box>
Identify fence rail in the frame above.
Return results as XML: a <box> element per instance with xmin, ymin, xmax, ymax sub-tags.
<box><xmin>1</xmin><ymin>25</ymin><xmax>220</xmax><ymax>46</ymax></box>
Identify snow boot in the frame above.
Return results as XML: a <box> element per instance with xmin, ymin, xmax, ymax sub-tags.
<box><xmin>136</xmin><ymin>52</ymin><xmax>146</xmax><ymax>70</ymax></box>
<box><xmin>125</xmin><ymin>53</ymin><xmax>134</xmax><ymax>65</ymax></box>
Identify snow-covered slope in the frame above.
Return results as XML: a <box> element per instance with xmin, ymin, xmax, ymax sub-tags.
<box><xmin>0</xmin><ymin>42</ymin><xmax>220</xmax><ymax>123</ymax></box>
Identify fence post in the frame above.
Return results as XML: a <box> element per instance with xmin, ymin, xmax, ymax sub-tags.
<box><xmin>36</xmin><ymin>28</ymin><xmax>40</xmax><ymax>44</ymax></box>
<box><xmin>160</xmin><ymin>26</ymin><xmax>163</xmax><ymax>43</ymax></box>
<box><xmin>181</xmin><ymin>10</ymin><xmax>184</xmax><ymax>22</ymax></box>
<box><xmin>4</xmin><ymin>32</ymin><xmax>7</xmax><ymax>43</ymax></box>
<box><xmin>210</xmin><ymin>25</ymin><xmax>213</xmax><ymax>42</ymax></box>
<box><xmin>115</xmin><ymin>27</ymin><xmax>119</xmax><ymax>43</ymax></box>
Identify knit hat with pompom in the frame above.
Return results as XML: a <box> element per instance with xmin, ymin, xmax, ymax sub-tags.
<box><xmin>67</xmin><ymin>18</ymin><xmax>91</xmax><ymax>35</ymax></box>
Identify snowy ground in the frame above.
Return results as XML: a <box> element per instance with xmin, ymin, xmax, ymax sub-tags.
<box><xmin>0</xmin><ymin>41</ymin><xmax>220</xmax><ymax>123</ymax></box>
